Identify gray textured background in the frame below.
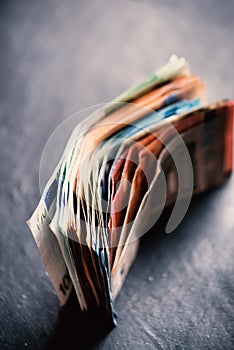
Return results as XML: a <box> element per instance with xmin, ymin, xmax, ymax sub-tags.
<box><xmin>0</xmin><ymin>0</ymin><xmax>234</xmax><ymax>349</ymax></box>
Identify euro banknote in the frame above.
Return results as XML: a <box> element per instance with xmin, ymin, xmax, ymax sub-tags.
<box><xmin>27</xmin><ymin>56</ymin><xmax>234</xmax><ymax>328</ymax></box>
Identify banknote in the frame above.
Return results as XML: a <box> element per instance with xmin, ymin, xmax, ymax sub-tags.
<box><xmin>27</xmin><ymin>56</ymin><xmax>234</xmax><ymax>329</ymax></box>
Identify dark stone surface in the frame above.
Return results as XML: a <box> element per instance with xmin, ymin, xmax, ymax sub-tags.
<box><xmin>0</xmin><ymin>0</ymin><xmax>234</xmax><ymax>349</ymax></box>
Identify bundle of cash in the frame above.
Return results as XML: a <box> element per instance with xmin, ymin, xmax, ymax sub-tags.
<box><xmin>27</xmin><ymin>55</ymin><xmax>234</xmax><ymax>328</ymax></box>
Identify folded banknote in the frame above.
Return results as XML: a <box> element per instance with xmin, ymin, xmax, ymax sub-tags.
<box><xmin>27</xmin><ymin>55</ymin><xmax>234</xmax><ymax>328</ymax></box>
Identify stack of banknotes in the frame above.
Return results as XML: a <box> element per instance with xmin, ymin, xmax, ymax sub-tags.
<box><xmin>27</xmin><ymin>55</ymin><xmax>234</xmax><ymax>328</ymax></box>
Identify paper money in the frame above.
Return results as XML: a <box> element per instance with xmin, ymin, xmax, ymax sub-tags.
<box><xmin>27</xmin><ymin>56</ymin><xmax>234</xmax><ymax>328</ymax></box>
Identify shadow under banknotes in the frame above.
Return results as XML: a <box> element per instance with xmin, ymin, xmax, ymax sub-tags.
<box><xmin>46</xmin><ymin>289</ymin><xmax>115</xmax><ymax>349</ymax></box>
